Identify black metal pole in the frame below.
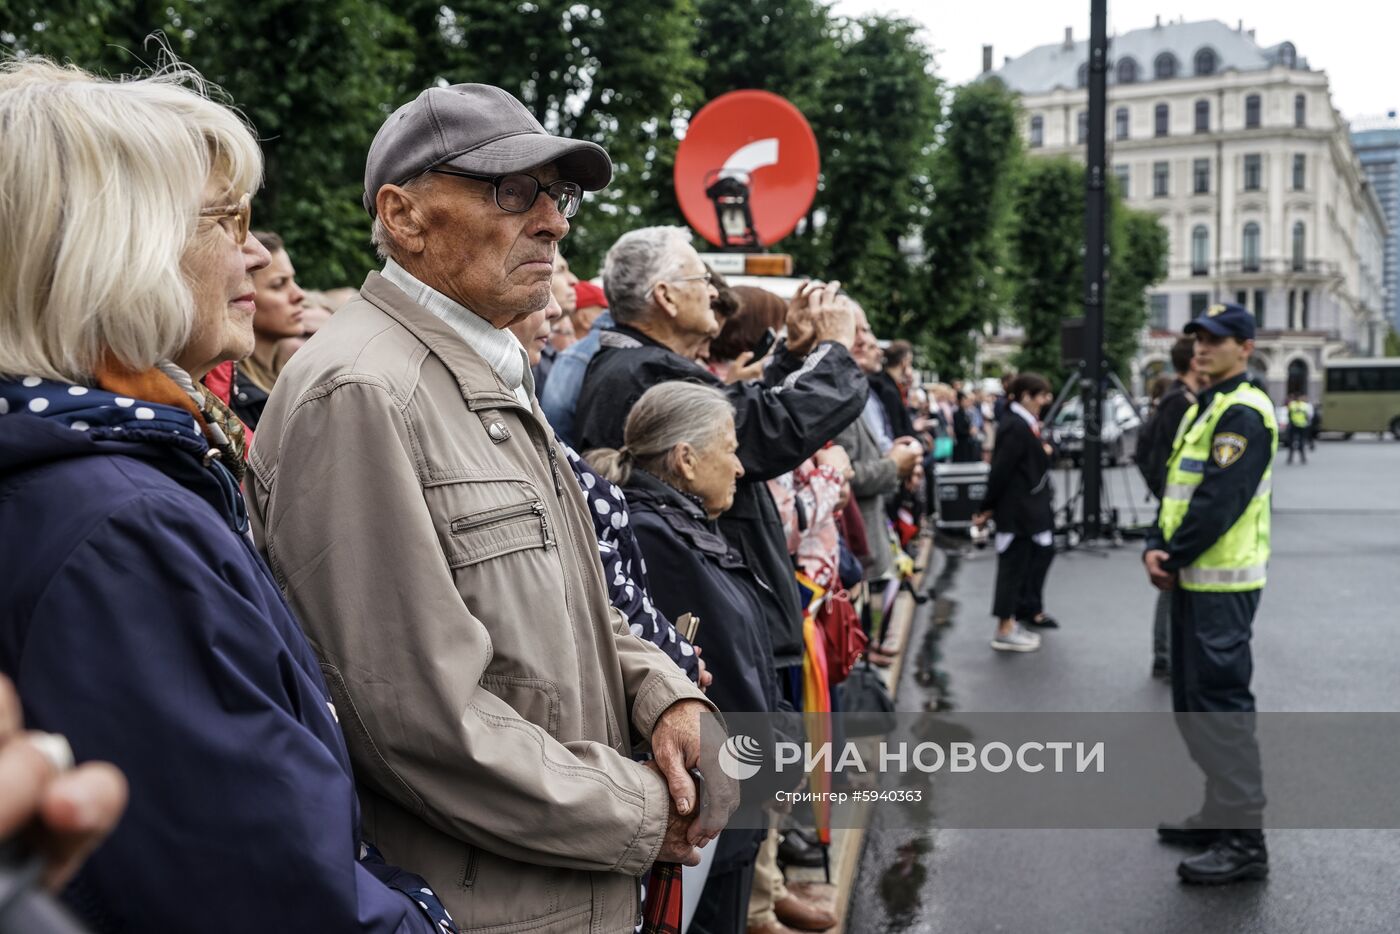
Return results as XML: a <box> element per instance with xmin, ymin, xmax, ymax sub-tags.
<box><xmin>1082</xmin><ymin>0</ymin><xmax>1109</xmax><ymax>539</ymax></box>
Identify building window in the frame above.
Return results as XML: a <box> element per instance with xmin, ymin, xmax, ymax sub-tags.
<box><xmin>1244</xmin><ymin>154</ymin><xmax>1262</xmax><ymax>191</ymax></box>
<box><xmin>1246</xmin><ymin>94</ymin><xmax>1261</xmax><ymax>129</ymax></box>
<box><xmin>1195</xmin><ymin>99</ymin><xmax>1210</xmax><ymax>133</ymax></box>
<box><xmin>1191</xmin><ymin>225</ymin><xmax>1210</xmax><ymax>275</ymax></box>
<box><xmin>1113</xmin><ymin>163</ymin><xmax>1131</xmax><ymax>196</ymax></box>
<box><xmin>1115</xmin><ymin>107</ymin><xmax>1129</xmax><ymax>140</ymax></box>
<box><xmin>1278</xmin><ymin>42</ymin><xmax>1297</xmax><ymax>69</ymax></box>
<box><xmin>1292</xmin><ymin>221</ymin><xmax>1306</xmax><ymax>270</ymax></box>
<box><xmin>1193</xmin><ymin>158</ymin><xmax>1210</xmax><ymax>194</ymax></box>
<box><xmin>1301</xmin><ymin>289</ymin><xmax>1310</xmax><ymax>329</ymax></box>
<box><xmin>1237</xmin><ymin>290</ymin><xmax>1249</xmax><ymax>308</ymax></box>
<box><xmin>1030</xmin><ymin>115</ymin><xmax>1043</xmax><ymax>148</ymax></box>
<box><xmin>1077</xmin><ymin>110</ymin><xmax>1088</xmax><ymax>144</ymax></box>
<box><xmin>1288</xmin><ymin>289</ymin><xmax>1296</xmax><ymax>328</ymax></box>
<box><xmin>1154</xmin><ymin>52</ymin><xmax>1178</xmax><ymax>80</ymax></box>
<box><xmin>1254</xmin><ymin>289</ymin><xmax>1267</xmax><ymax>327</ymax></box>
<box><xmin>1117</xmin><ymin>58</ymin><xmax>1139</xmax><ymax>84</ymax></box>
<box><xmin>1155</xmin><ymin>103</ymin><xmax>1169</xmax><ymax>137</ymax></box>
<box><xmin>1077</xmin><ymin>63</ymin><xmax>1088</xmax><ymax>88</ymax></box>
<box><xmin>1294</xmin><ymin>93</ymin><xmax>1306</xmax><ymax>128</ymax></box>
<box><xmin>1153</xmin><ymin>161</ymin><xmax>1169</xmax><ymax>197</ymax></box>
<box><xmin>1242</xmin><ymin>222</ymin><xmax>1261</xmax><ymax>272</ymax></box>
<box><xmin>1190</xmin><ymin>293</ymin><xmax>1210</xmax><ymax>317</ymax></box>
<box><xmin>1149</xmin><ymin>294</ymin><xmax>1169</xmax><ymax>330</ymax></box>
<box><xmin>1194</xmin><ymin>47</ymin><xmax>1218</xmax><ymax>76</ymax></box>
<box><xmin>1292</xmin><ymin>153</ymin><xmax>1305</xmax><ymax>190</ymax></box>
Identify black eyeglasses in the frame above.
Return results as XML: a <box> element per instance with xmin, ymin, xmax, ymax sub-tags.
<box><xmin>429</xmin><ymin>168</ymin><xmax>583</xmax><ymax>218</ymax></box>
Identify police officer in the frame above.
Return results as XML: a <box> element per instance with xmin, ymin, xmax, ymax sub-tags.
<box><xmin>1143</xmin><ymin>303</ymin><xmax>1277</xmax><ymax>885</ymax></box>
<box><xmin>1285</xmin><ymin>394</ymin><xmax>1311</xmax><ymax>465</ymax></box>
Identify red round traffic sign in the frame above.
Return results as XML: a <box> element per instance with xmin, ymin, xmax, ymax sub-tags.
<box><xmin>675</xmin><ymin>90</ymin><xmax>820</xmax><ymax>248</ymax></box>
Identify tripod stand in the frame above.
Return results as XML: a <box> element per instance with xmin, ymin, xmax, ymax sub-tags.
<box><xmin>1043</xmin><ymin>369</ymin><xmax>1142</xmax><ymax>554</ymax></box>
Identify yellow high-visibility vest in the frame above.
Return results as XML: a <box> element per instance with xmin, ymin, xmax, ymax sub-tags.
<box><xmin>1159</xmin><ymin>383</ymin><xmax>1278</xmax><ymax>592</ymax></box>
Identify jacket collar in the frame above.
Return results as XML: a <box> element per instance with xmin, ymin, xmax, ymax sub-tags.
<box><xmin>379</xmin><ymin>260</ymin><xmax>528</xmax><ymax>398</ymax></box>
<box><xmin>599</xmin><ymin>323</ymin><xmax>674</xmax><ymax>355</ymax></box>
<box><xmin>0</xmin><ymin>376</ymin><xmax>248</xmax><ymax>532</ymax></box>
<box><xmin>1195</xmin><ymin>371</ymin><xmax>1251</xmax><ymax>413</ymax></box>
<box><xmin>359</xmin><ymin>271</ymin><xmax>532</xmax><ymax>413</ymax></box>
<box><xmin>623</xmin><ymin>469</ymin><xmax>739</xmax><ymax>558</ymax></box>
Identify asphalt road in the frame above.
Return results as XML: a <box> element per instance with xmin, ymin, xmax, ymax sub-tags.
<box><xmin>849</xmin><ymin>438</ymin><xmax>1400</xmax><ymax>933</ymax></box>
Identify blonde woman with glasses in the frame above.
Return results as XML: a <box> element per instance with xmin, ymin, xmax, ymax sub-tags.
<box><xmin>0</xmin><ymin>60</ymin><xmax>454</xmax><ymax>933</ymax></box>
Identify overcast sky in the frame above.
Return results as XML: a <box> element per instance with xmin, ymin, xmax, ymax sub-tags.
<box><xmin>832</xmin><ymin>0</ymin><xmax>1399</xmax><ymax>122</ymax></box>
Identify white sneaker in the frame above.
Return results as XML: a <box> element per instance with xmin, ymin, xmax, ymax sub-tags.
<box><xmin>991</xmin><ymin>625</ymin><xmax>1041</xmax><ymax>652</ymax></box>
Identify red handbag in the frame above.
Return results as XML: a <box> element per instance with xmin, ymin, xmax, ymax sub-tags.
<box><xmin>817</xmin><ymin>588</ymin><xmax>867</xmax><ymax>685</ymax></box>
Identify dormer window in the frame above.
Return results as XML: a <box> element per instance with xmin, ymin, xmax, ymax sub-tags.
<box><xmin>1193</xmin><ymin>47</ymin><xmax>1217</xmax><ymax>76</ymax></box>
<box><xmin>1154</xmin><ymin>52</ymin><xmax>1178</xmax><ymax>80</ymax></box>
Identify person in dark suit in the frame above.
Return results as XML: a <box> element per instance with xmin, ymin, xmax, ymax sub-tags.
<box><xmin>869</xmin><ymin>339</ymin><xmax>917</xmax><ymax>440</ymax></box>
<box><xmin>973</xmin><ymin>373</ymin><xmax>1058</xmax><ymax>652</ymax></box>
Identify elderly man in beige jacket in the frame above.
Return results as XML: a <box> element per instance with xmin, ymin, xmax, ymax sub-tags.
<box><xmin>247</xmin><ymin>84</ymin><xmax>729</xmax><ymax>933</ymax></box>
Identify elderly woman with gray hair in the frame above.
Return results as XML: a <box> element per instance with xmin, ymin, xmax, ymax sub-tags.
<box><xmin>0</xmin><ymin>60</ymin><xmax>453</xmax><ymax>932</ymax></box>
<box><xmin>588</xmin><ymin>381</ymin><xmax>780</xmax><ymax>934</ymax></box>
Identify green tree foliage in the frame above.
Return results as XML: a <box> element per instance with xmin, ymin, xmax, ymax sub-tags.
<box><xmin>800</xmin><ymin>16</ymin><xmax>938</xmax><ymax>336</ymax></box>
<box><xmin>183</xmin><ymin>0</ymin><xmax>413</xmax><ymax>288</ymax></box>
<box><xmin>3</xmin><ymin>0</ymin><xmax>413</xmax><ymax>288</ymax></box>
<box><xmin>2</xmin><ymin>1</ymin><xmax>1169</xmax><ymax>373</ymax></box>
<box><xmin>1105</xmin><ymin>206</ymin><xmax>1169</xmax><ymax>378</ymax></box>
<box><xmin>694</xmin><ymin>0</ymin><xmax>833</xmax><ymax>116</ymax></box>
<box><xmin>395</xmin><ymin>0</ymin><xmax>703</xmax><ymax>277</ymax></box>
<box><xmin>1007</xmin><ymin>158</ymin><xmax>1084</xmax><ymax>382</ymax></box>
<box><xmin>919</xmin><ymin>79</ymin><xmax>1022</xmax><ymax>376</ymax></box>
<box><xmin>1004</xmin><ymin>159</ymin><xmax>1168</xmax><ymax>383</ymax></box>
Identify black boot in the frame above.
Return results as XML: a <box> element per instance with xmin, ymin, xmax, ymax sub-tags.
<box><xmin>1156</xmin><ymin>813</ymin><xmax>1218</xmax><ymax>848</ymax></box>
<box><xmin>777</xmin><ymin>830</ymin><xmax>826</xmax><ymax>868</ymax></box>
<box><xmin>1177</xmin><ymin>831</ymin><xmax>1268</xmax><ymax>885</ymax></box>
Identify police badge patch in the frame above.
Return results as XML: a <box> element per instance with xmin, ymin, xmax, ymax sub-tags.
<box><xmin>1212</xmin><ymin>433</ymin><xmax>1247</xmax><ymax>467</ymax></box>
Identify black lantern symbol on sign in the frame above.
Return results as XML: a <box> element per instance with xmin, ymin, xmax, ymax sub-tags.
<box><xmin>704</xmin><ymin>170</ymin><xmax>760</xmax><ymax>251</ymax></box>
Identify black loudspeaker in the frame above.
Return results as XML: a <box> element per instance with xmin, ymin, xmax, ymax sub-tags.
<box><xmin>1060</xmin><ymin>317</ymin><xmax>1087</xmax><ymax>369</ymax></box>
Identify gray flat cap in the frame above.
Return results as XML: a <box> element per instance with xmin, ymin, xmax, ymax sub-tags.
<box><xmin>363</xmin><ymin>84</ymin><xmax>613</xmax><ymax>216</ymax></box>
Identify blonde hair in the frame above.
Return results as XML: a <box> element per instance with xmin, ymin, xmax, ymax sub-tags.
<box><xmin>0</xmin><ymin>58</ymin><xmax>262</xmax><ymax>382</ymax></box>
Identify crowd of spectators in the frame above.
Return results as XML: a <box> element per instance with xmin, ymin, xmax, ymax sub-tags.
<box><xmin>0</xmin><ymin>62</ymin><xmax>1037</xmax><ymax>934</ymax></box>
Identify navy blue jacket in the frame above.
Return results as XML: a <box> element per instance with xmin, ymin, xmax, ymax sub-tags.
<box><xmin>621</xmin><ymin>469</ymin><xmax>777</xmax><ymax>873</ymax></box>
<box><xmin>0</xmin><ymin>377</ymin><xmax>451</xmax><ymax>934</ymax></box>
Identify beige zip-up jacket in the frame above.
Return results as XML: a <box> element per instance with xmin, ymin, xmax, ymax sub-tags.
<box><xmin>248</xmin><ymin>272</ymin><xmax>711</xmax><ymax>932</ymax></box>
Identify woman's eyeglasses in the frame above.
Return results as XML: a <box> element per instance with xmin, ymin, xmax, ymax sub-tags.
<box><xmin>199</xmin><ymin>193</ymin><xmax>251</xmax><ymax>246</ymax></box>
<box><xmin>430</xmin><ymin>168</ymin><xmax>583</xmax><ymax>219</ymax></box>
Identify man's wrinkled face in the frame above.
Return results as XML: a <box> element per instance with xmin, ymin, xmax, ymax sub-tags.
<box><xmin>411</xmin><ymin>164</ymin><xmax>570</xmax><ymax>328</ymax></box>
<box><xmin>850</xmin><ymin>305</ymin><xmax>881</xmax><ymax>374</ymax></box>
<box><xmin>657</xmin><ymin>245</ymin><xmax>720</xmax><ymax>340</ymax></box>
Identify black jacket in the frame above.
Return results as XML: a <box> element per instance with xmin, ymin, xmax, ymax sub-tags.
<box><xmin>980</xmin><ymin>410</ymin><xmax>1055</xmax><ymax>536</ymax></box>
<box><xmin>952</xmin><ymin>407</ymin><xmax>981</xmax><ymax>463</ymax></box>
<box><xmin>623</xmin><ymin>469</ymin><xmax>777</xmax><ymax>871</ymax></box>
<box><xmin>230</xmin><ymin>363</ymin><xmax>270</xmax><ymax>430</ymax></box>
<box><xmin>1137</xmin><ymin>378</ymin><xmax>1197</xmax><ymax>499</ymax></box>
<box><xmin>868</xmin><ymin>370</ymin><xmax>915</xmax><ymax>439</ymax></box>
<box><xmin>574</xmin><ymin>325</ymin><xmax>867</xmax><ymax>665</ymax></box>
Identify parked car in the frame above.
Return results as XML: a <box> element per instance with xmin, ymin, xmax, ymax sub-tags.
<box><xmin>1050</xmin><ymin>390</ymin><xmax>1143</xmax><ymax>466</ymax></box>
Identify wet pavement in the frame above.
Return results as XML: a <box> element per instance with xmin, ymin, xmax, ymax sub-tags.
<box><xmin>848</xmin><ymin>439</ymin><xmax>1400</xmax><ymax>933</ymax></box>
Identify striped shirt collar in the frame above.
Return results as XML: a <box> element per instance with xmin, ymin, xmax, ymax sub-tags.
<box><xmin>380</xmin><ymin>259</ymin><xmax>530</xmax><ymax>406</ymax></box>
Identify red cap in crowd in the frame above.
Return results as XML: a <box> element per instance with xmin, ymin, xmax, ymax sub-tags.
<box><xmin>574</xmin><ymin>280</ymin><xmax>608</xmax><ymax>310</ymax></box>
